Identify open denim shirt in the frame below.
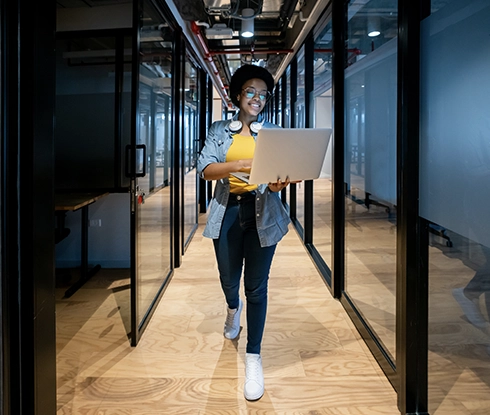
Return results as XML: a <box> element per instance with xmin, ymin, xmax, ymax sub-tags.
<box><xmin>197</xmin><ymin>114</ymin><xmax>290</xmax><ymax>247</ymax></box>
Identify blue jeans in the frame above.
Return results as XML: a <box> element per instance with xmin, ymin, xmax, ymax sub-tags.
<box><xmin>213</xmin><ymin>191</ymin><xmax>276</xmax><ymax>354</ymax></box>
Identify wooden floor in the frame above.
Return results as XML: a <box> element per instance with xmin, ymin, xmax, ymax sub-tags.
<box><xmin>56</xmin><ymin>219</ymin><xmax>399</xmax><ymax>414</ymax></box>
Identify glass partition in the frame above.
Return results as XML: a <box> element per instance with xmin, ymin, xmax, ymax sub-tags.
<box><xmin>295</xmin><ymin>46</ymin><xmax>306</xmax><ymax>228</ymax></box>
<box><xmin>55</xmin><ymin>34</ymin><xmax>128</xmax><ymax>191</ymax></box>
<box><xmin>275</xmin><ymin>81</ymin><xmax>282</xmax><ymax>128</ymax></box>
<box><xmin>183</xmin><ymin>57</ymin><xmax>198</xmax><ymax>249</ymax></box>
<box><xmin>283</xmin><ymin>67</ymin><xmax>292</xmax><ymax>207</ymax></box>
<box><xmin>312</xmin><ymin>21</ymin><xmax>334</xmax><ymax>270</ymax></box>
<box><xmin>136</xmin><ymin>0</ymin><xmax>173</xmax><ymax>327</ymax></box>
<box><xmin>344</xmin><ymin>0</ymin><xmax>398</xmax><ymax>360</ymax></box>
<box><xmin>284</xmin><ymin>67</ymin><xmax>291</xmax><ymax>129</ymax></box>
<box><xmin>420</xmin><ymin>1</ymin><xmax>490</xmax><ymax>413</ymax></box>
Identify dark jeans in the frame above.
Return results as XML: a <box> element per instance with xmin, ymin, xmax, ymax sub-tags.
<box><xmin>213</xmin><ymin>191</ymin><xmax>276</xmax><ymax>354</ymax></box>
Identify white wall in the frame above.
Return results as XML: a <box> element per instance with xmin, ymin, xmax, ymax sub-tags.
<box><xmin>56</xmin><ymin>193</ymin><xmax>130</xmax><ymax>268</ymax></box>
<box><xmin>315</xmin><ymin>94</ymin><xmax>333</xmax><ymax>178</ymax></box>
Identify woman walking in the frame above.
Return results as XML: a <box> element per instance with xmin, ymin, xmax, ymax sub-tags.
<box><xmin>197</xmin><ymin>64</ymin><xmax>291</xmax><ymax>400</ymax></box>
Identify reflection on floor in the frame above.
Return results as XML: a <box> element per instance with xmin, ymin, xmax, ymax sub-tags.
<box><xmin>56</xmin><ymin>220</ymin><xmax>398</xmax><ymax>414</ymax></box>
<box><xmin>344</xmin><ymin>194</ymin><xmax>397</xmax><ymax>361</ymax></box>
<box><xmin>428</xmin><ymin>230</ymin><xmax>490</xmax><ymax>415</ymax></box>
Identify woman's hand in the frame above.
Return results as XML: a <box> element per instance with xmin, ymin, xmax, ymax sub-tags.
<box><xmin>236</xmin><ymin>158</ymin><xmax>253</xmax><ymax>171</ymax></box>
<box><xmin>202</xmin><ymin>158</ymin><xmax>253</xmax><ymax>180</ymax></box>
<box><xmin>268</xmin><ymin>177</ymin><xmax>291</xmax><ymax>192</ymax></box>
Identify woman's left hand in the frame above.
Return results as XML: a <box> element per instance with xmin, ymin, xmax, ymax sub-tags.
<box><xmin>268</xmin><ymin>178</ymin><xmax>290</xmax><ymax>192</ymax></box>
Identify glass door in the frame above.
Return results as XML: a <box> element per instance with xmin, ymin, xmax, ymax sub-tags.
<box><xmin>343</xmin><ymin>0</ymin><xmax>398</xmax><ymax>366</ymax></box>
<box><xmin>130</xmin><ymin>0</ymin><xmax>173</xmax><ymax>345</ymax></box>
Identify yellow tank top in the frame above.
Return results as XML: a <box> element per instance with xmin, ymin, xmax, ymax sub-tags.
<box><xmin>226</xmin><ymin>134</ymin><xmax>258</xmax><ymax>194</ymax></box>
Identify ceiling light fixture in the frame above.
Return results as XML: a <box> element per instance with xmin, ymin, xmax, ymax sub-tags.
<box><xmin>206</xmin><ymin>23</ymin><xmax>234</xmax><ymax>40</ymax></box>
<box><xmin>367</xmin><ymin>16</ymin><xmax>381</xmax><ymax>37</ymax></box>
<box><xmin>240</xmin><ymin>8</ymin><xmax>254</xmax><ymax>38</ymax></box>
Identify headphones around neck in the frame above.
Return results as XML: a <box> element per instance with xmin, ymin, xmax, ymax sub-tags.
<box><xmin>229</xmin><ymin>119</ymin><xmax>264</xmax><ymax>135</ymax></box>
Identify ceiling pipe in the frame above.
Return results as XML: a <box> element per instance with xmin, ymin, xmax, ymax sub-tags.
<box><xmin>190</xmin><ymin>20</ymin><xmax>232</xmax><ymax>107</ymax></box>
<box><xmin>315</xmin><ymin>48</ymin><xmax>362</xmax><ymax>54</ymax></box>
<box><xmin>164</xmin><ymin>1</ymin><xmax>232</xmax><ymax>106</ymax></box>
<box><xmin>208</xmin><ymin>49</ymin><xmax>294</xmax><ymax>56</ymax></box>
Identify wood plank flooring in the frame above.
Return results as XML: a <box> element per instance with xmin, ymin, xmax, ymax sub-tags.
<box><xmin>56</xmin><ymin>218</ymin><xmax>399</xmax><ymax>414</ymax></box>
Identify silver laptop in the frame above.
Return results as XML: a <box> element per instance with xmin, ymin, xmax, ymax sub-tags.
<box><xmin>231</xmin><ymin>128</ymin><xmax>332</xmax><ymax>185</ymax></box>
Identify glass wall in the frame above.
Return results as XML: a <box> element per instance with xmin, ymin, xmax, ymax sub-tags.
<box><xmin>281</xmin><ymin>67</ymin><xmax>292</xmax><ymax>209</ymax></box>
<box><xmin>183</xmin><ymin>57</ymin><xmax>199</xmax><ymax>248</ymax></box>
<box><xmin>284</xmin><ymin>67</ymin><xmax>291</xmax><ymax>129</ymax></box>
<box><xmin>420</xmin><ymin>1</ymin><xmax>490</xmax><ymax>413</ymax></box>
<box><xmin>55</xmin><ymin>34</ymin><xmax>131</xmax><ymax>191</ymax></box>
<box><xmin>295</xmin><ymin>46</ymin><xmax>306</xmax><ymax>227</ymax></box>
<box><xmin>344</xmin><ymin>0</ymin><xmax>398</xmax><ymax>360</ymax></box>
<box><xmin>275</xmin><ymin>81</ymin><xmax>282</xmax><ymax>128</ymax></box>
<box><xmin>312</xmin><ymin>21</ymin><xmax>334</xmax><ymax>270</ymax></box>
<box><xmin>136</xmin><ymin>0</ymin><xmax>173</xmax><ymax>326</ymax></box>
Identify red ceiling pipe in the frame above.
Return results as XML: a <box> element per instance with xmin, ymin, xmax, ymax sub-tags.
<box><xmin>190</xmin><ymin>21</ymin><xmax>231</xmax><ymax>106</ymax></box>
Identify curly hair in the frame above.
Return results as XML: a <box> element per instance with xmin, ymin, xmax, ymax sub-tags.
<box><xmin>229</xmin><ymin>64</ymin><xmax>274</xmax><ymax>107</ymax></box>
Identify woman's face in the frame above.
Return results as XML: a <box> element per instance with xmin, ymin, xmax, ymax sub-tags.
<box><xmin>237</xmin><ymin>78</ymin><xmax>269</xmax><ymax>118</ymax></box>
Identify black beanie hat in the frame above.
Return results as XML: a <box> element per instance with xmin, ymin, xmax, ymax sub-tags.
<box><xmin>229</xmin><ymin>64</ymin><xmax>274</xmax><ymax>107</ymax></box>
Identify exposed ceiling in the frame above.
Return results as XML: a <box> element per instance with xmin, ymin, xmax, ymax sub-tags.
<box><xmin>167</xmin><ymin>0</ymin><xmax>331</xmax><ymax>106</ymax></box>
<box><xmin>173</xmin><ymin>0</ymin><xmax>322</xmax><ymax>76</ymax></box>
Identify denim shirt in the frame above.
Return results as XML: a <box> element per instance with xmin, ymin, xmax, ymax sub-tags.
<box><xmin>197</xmin><ymin>115</ymin><xmax>290</xmax><ymax>247</ymax></box>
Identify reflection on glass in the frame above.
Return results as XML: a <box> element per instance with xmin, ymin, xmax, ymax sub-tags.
<box><xmin>296</xmin><ymin>47</ymin><xmax>306</xmax><ymax>226</ymax></box>
<box><xmin>284</xmin><ymin>67</ymin><xmax>291</xmax><ymax>128</ymax></box>
<box><xmin>284</xmin><ymin>68</ymin><xmax>291</xmax><ymax>203</ymax></box>
<box><xmin>312</xmin><ymin>21</ymin><xmax>333</xmax><ymax>268</ymax></box>
<box><xmin>344</xmin><ymin>0</ymin><xmax>398</xmax><ymax>360</ymax></box>
<box><xmin>55</xmin><ymin>35</ymin><xmax>118</xmax><ymax>190</ymax></box>
<box><xmin>137</xmin><ymin>0</ymin><xmax>173</xmax><ymax>326</ymax></box>
<box><xmin>421</xmin><ymin>1</ymin><xmax>490</xmax><ymax>412</ymax></box>
<box><xmin>155</xmin><ymin>94</ymin><xmax>171</xmax><ymax>187</ymax></box>
<box><xmin>183</xmin><ymin>57</ymin><xmax>198</xmax><ymax>247</ymax></box>
<box><xmin>276</xmin><ymin>82</ymin><xmax>282</xmax><ymax>127</ymax></box>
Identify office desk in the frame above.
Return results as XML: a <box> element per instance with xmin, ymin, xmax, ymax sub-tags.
<box><xmin>55</xmin><ymin>192</ymin><xmax>109</xmax><ymax>298</ymax></box>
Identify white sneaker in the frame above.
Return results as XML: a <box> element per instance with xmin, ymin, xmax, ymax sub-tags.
<box><xmin>452</xmin><ymin>288</ymin><xmax>489</xmax><ymax>329</ymax></box>
<box><xmin>244</xmin><ymin>353</ymin><xmax>264</xmax><ymax>401</ymax></box>
<box><xmin>224</xmin><ymin>299</ymin><xmax>243</xmax><ymax>340</ymax></box>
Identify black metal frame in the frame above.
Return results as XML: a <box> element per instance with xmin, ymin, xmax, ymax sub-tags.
<box><xmin>331</xmin><ymin>0</ymin><xmax>346</xmax><ymax>300</ymax></box>
<box><xmin>1</xmin><ymin>5</ymin><xmax>19</xmax><ymax>412</ymax></box>
<box><xmin>1</xmin><ymin>0</ymin><xmax>57</xmax><ymax>413</ymax></box>
<box><xmin>129</xmin><ymin>0</ymin><xmax>142</xmax><ymax>346</ymax></box>
<box><xmin>396</xmin><ymin>0</ymin><xmax>430</xmax><ymax>413</ymax></box>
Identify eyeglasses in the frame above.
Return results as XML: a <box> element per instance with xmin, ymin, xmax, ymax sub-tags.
<box><xmin>242</xmin><ymin>87</ymin><xmax>270</xmax><ymax>101</ymax></box>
